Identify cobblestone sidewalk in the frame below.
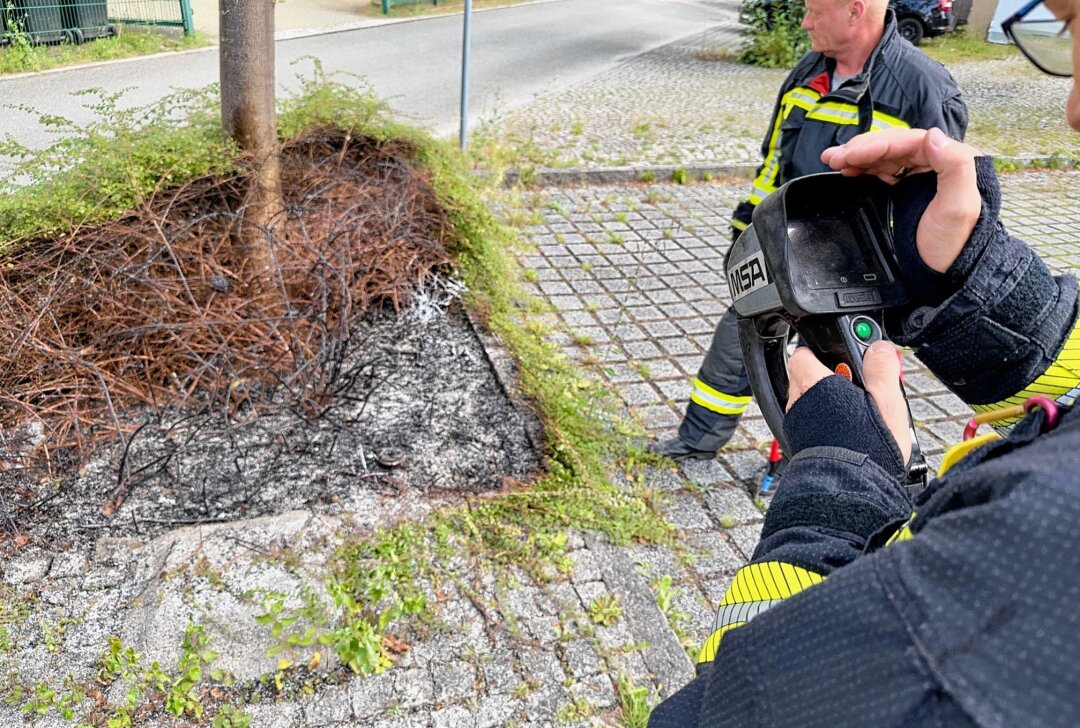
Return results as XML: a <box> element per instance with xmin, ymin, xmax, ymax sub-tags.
<box><xmin>518</xmin><ymin>171</ymin><xmax>1080</xmax><ymax>476</ymax></box>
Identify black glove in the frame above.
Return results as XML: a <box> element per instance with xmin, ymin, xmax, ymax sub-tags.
<box><xmin>783</xmin><ymin>375</ymin><xmax>907</xmax><ymax>481</ymax></box>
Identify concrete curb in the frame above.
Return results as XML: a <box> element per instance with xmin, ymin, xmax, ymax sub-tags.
<box><xmin>504</xmin><ymin>163</ymin><xmax>758</xmax><ymax>187</ymax></box>
<box><xmin>505</xmin><ymin>154</ymin><xmax>1080</xmax><ymax>188</ymax></box>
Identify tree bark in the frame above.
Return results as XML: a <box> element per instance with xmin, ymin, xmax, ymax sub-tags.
<box><xmin>219</xmin><ymin>0</ymin><xmax>283</xmax><ymax>283</ymax></box>
<box><xmin>965</xmin><ymin>0</ymin><xmax>998</xmax><ymax>42</ymax></box>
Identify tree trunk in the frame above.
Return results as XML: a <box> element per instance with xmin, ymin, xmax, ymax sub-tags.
<box><xmin>219</xmin><ymin>0</ymin><xmax>283</xmax><ymax>283</ymax></box>
<box><xmin>966</xmin><ymin>0</ymin><xmax>999</xmax><ymax>42</ymax></box>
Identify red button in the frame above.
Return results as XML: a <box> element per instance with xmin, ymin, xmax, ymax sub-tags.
<box><xmin>834</xmin><ymin>363</ymin><xmax>853</xmax><ymax>381</ymax></box>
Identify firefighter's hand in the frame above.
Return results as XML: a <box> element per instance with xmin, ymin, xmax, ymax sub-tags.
<box><xmin>785</xmin><ymin>343</ymin><xmax>912</xmax><ymax>467</ymax></box>
<box><xmin>820</xmin><ymin>127</ymin><xmax>981</xmax><ymax>275</ymax></box>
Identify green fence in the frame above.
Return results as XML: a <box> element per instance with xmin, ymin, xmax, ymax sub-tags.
<box><xmin>1</xmin><ymin>0</ymin><xmax>194</xmax><ymax>43</ymax></box>
<box><xmin>380</xmin><ymin>0</ymin><xmax>440</xmax><ymax>14</ymax></box>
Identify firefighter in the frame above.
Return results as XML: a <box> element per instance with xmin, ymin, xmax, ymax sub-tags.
<box><xmin>651</xmin><ymin>0</ymin><xmax>967</xmax><ymax>460</ymax></box>
<box><xmin>649</xmin><ymin>0</ymin><xmax>1080</xmax><ymax>724</ymax></box>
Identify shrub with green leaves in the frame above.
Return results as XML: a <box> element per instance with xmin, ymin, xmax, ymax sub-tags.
<box><xmin>739</xmin><ymin>2</ymin><xmax>810</xmax><ymax>69</ymax></box>
<box><xmin>0</xmin><ymin>86</ymin><xmax>235</xmax><ymax>248</ymax></box>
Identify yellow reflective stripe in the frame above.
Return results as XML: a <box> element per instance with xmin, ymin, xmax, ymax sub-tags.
<box><xmin>749</xmin><ymin>184</ymin><xmax>775</xmax><ymax>205</ymax></box>
<box><xmin>699</xmin><ymin>561</ymin><xmax>824</xmax><ymax>663</ymax></box>
<box><xmin>725</xmin><ymin>570</ymin><xmax>744</xmax><ymax>603</ymax></box>
<box><xmin>787</xmin><ymin>89</ymin><xmax>820</xmax><ymax>107</ymax></box>
<box><xmin>871</xmin><ymin>110</ymin><xmax>910</xmax><ymax>130</ymax></box>
<box><xmin>807</xmin><ymin>101</ymin><xmax>860</xmax><ymax>125</ymax></box>
<box><xmin>970</xmin><ymin>318</ymin><xmax>1080</xmax><ymax>431</ymax></box>
<box><xmin>697</xmin><ymin>622</ymin><xmax>745</xmax><ymax>663</ymax></box>
<box><xmin>692</xmin><ymin>377</ymin><xmax>751</xmax><ymax>405</ymax></box>
<box><xmin>883</xmin><ymin>510</ymin><xmax>933</xmax><ymax>545</ymax></box>
<box><xmin>750</xmin><ymin>106</ymin><xmax>785</xmax><ymax>205</ymax></box>
<box><xmin>806</xmin><ymin>101</ymin><xmax>912</xmax><ymax>130</ymax></box>
<box><xmin>750</xmin><ymin>85</ymin><xmax>822</xmax><ymax>208</ymax></box>
<box><xmin>690</xmin><ymin>393</ymin><xmax>748</xmax><ymax>415</ymax></box>
<box><xmin>885</xmin><ymin>516</ymin><xmax>915</xmax><ymax>545</ymax></box>
<box><xmin>732</xmin><ymin>218</ymin><xmax>749</xmax><ymax>232</ymax></box>
<box><xmin>742</xmin><ymin>565</ymin><xmax>762</xmax><ymax>601</ymax></box>
<box><xmin>690</xmin><ymin>378</ymin><xmax>751</xmax><ymax>416</ymax></box>
<box><xmin>720</xmin><ymin>562</ymin><xmax>823</xmax><ymax>605</ymax></box>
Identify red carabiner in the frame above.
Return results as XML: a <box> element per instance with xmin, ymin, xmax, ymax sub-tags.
<box><xmin>1023</xmin><ymin>395</ymin><xmax>1060</xmax><ymax>432</ymax></box>
<box><xmin>962</xmin><ymin>395</ymin><xmax>1061</xmax><ymax>441</ymax></box>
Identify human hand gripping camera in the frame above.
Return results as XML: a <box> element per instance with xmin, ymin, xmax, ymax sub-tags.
<box><xmin>649</xmin><ymin>0</ymin><xmax>1080</xmax><ymax>724</ymax></box>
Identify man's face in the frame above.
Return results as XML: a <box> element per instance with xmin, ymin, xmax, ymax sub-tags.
<box><xmin>1044</xmin><ymin>0</ymin><xmax>1080</xmax><ymax>129</ymax></box>
<box><xmin>802</xmin><ymin>0</ymin><xmax>855</xmax><ymax>57</ymax></box>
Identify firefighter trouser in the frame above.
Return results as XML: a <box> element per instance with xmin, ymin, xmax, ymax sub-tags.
<box><xmin>677</xmin><ymin>306</ymin><xmax>752</xmax><ymax>451</ymax></box>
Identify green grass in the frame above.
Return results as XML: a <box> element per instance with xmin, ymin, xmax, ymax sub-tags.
<box><xmin>694</xmin><ymin>46</ymin><xmax>734</xmax><ymax>62</ymax></box>
<box><xmin>0</xmin><ymin>85</ymin><xmax>235</xmax><ymax>249</ymax></box>
<box><xmin>615</xmin><ymin>673</ymin><xmax>653</xmax><ymax>728</ymax></box>
<box><xmin>370</xmin><ymin>0</ymin><xmax>534</xmax><ymax>19</ymax></box>
<box><xmin>920</xmin><ymin>28</ymin><xmax>1020</xmax><ymax>65</ymax></box>
<box><xmin>0</xmin><ymin>27</ymin><xmax>208</xmax><ymax>75</ymax></box>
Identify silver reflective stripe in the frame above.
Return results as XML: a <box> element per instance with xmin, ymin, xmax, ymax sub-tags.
<box><xmin>714</xmin><ymin>599</ymin><xmax>784</xmax><ymax>630</ymax></box>
<box><xmin>1057</xmin><ymin>384</ymin><xmax>1080</xmax><ymax>407</ymax></box>
<box><xmin>807</xmin><ymin>106</ymin><xmax>859</xmax><ymax>124</ymax></box>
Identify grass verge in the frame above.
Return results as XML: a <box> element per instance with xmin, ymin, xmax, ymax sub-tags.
<box><xmin>920</xmin><ymin>27</ymin><xmax>1020</xmax><ymax>66</ymax></box>
<box><xmin>363</xmin><ymin>0</ymin><xmax>536</xmax><ymax>20</ymax></box>
<box><xmin>0</xmin><ymin>26</ymin><xmax>208</xmax><ymax>75</ymax></box>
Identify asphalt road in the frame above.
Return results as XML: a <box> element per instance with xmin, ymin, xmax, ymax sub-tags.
<box><xmin>0</xmin><ymin>0</ymin><xmax>736</xmax><ymax>153</ymax></box>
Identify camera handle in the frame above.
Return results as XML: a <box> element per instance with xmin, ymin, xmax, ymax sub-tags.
<box><xmin>740</xmin><ymin>312</ymin><xmax>929</xmax><ymax>495</ymax></box>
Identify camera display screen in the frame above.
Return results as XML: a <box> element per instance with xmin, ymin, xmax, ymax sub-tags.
<box><xmin>786</xmin><ymin>215</ymin><xmax>885</xmax><ymax>290</ymax></box>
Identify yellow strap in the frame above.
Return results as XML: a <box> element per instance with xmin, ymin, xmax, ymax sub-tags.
<box><xmin>937</xmin><ymin>431</ymin><xmax>1001</xmax><ymax>477</ymax></box>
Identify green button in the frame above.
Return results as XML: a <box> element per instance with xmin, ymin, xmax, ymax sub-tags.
<box><xmin>854</xmin><ymin>320</ymin><xmax>874</xmax><ymax>341</ymax></box>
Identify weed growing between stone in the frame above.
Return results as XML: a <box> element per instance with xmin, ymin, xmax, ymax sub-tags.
<box><xmin>615</xmin><ymin>672</ymin><xmax>654</xmax><ymax>728</ymax></box>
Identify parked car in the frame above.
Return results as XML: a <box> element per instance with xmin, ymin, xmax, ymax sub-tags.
<box><xmin>740</xmin><ymin>0</ymin><xmax>956</xmax><ymax>45</ymax></box>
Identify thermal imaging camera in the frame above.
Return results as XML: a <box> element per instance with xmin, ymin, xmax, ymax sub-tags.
<box><xmin>727</xmin><ymin>172</ymin><xmax>928</xmax><ymax>491</ymax></box>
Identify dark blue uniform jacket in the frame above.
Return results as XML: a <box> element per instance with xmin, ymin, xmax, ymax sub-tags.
<box><xmin>650</xmin><ymin>159</ymin><xmax>1080</xmax><ymax>726</ymax></box>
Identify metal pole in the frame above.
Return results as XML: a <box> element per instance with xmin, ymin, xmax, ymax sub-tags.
<box><xmin>180</xmin><ymin>0</ymin><xmax>195</xmax><ymax>36</ymax></box>
<box><xmin>459</xmin><ymin>0</ymin><xmax>473</xmax><ymax>150</ymax></box>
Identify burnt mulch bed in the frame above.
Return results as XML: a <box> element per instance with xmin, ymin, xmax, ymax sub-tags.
<box><xmin>0</xmin><ymin>130</ymin><xmax>544</xmax><ymax>553</ymax></box>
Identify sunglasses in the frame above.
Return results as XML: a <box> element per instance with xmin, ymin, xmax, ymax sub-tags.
<box><xmin>1002</xmin><ymin>0</ymin><xmax>1073</xmax><ymax>77</ymax></box>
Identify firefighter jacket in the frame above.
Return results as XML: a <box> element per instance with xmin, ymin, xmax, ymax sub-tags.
<box><xmin>650</xmin><ymin>159</ymin><xmax>1080</xmax><ymax>726</ymax></box>
<box><xmin>732</xmin><ymin>10</ymin><xmax>969</xmax><ymax>237</ymax></box>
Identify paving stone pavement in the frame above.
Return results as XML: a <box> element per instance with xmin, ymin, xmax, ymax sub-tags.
<box><xmin>518</xmin><ymin>170</ymin><xmax>1080</xmax><ymax>477</ymax></box>
<box><xmin>489</xmin><ymin>26</ymin><xmax>1078</xmax><ymax>169</ymax></box>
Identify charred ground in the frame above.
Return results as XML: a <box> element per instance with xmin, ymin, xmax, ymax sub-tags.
<box><xmin>0</xmin><ymin>131</ymin><xmax>544</xmax><ymax>553</ymax></box>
